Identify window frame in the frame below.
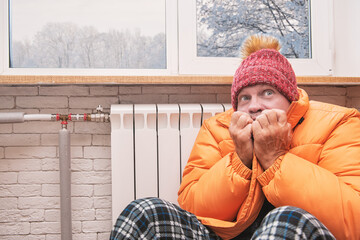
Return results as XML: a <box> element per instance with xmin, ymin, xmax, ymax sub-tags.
<box><xmin>0</xmin><ymin>0</ymin><xmax>333</xmax><ymax>77</ymax></box>
<box><xmin>0</xmin><ymin>0</ymin><xmax>178</xmax><ymax>76</ymax></box>
<box><xmin>178</xmin><ymin>0</ymin><xmax>334</xmax><ymax>76</ymax></box>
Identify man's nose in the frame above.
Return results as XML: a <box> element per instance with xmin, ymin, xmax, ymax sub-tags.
<box><xmin>248</xmin><ymin>98</ymin><xmax>264</xmax><ymax>113</ymax></box>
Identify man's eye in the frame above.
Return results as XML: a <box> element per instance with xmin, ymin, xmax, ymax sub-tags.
<box><xmin>264</xmin><ymin>90</ymin><xmax>274</xmax><ymax>96</ymax></box>
<box><xmin>239</xmin><ymin>96</ymin><xmax>250</xmax><ymax>101</ymax></box>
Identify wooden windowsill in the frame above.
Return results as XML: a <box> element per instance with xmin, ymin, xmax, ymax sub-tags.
<box><xmin>0</xmin><ymin>75</ymin><xmax>359</xmax><ymax>85</ymax></box>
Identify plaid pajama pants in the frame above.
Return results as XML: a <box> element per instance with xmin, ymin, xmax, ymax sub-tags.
<box><xmin>110</xmin><ymin>197</ymin><xmax>335</xmax><ymax>240</ymax></box>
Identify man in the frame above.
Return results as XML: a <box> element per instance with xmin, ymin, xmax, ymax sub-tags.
<box><xmin>110</xmin><ymin>35</ymin><xmax>360</xmax><ymax>239</ymax></box>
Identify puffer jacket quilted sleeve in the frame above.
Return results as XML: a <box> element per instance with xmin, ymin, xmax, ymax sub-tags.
<box><xmin>257</xmin><ymin>100</ymin><xmax>360</xmax><ymax>240</ymax></box>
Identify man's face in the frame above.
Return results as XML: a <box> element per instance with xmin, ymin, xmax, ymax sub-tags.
<box><xmin>236</xmin><ymin>84</ymin><xmax>291</xmax><ymax>120</ymax></box>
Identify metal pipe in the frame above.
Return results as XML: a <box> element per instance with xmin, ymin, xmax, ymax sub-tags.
<box><xmin>0</xmin><ymin>105</ymin><xmax>110</xmax><ymax>240</ymax></box>
<box><xmin>59</xmin><ymin>123</ymin><xmax>72</xmax><ymax>240</ymax></box>
<box><xmin>0</xmin><ymin>112</ymin><xmax>25</xmax><ymax>123</ymax></box>
<box><xmin>24</xmin><ymin>114</ymin><xmax>53</xmax><ymax>121</ymax></box>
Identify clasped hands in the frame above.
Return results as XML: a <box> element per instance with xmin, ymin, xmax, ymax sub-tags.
<box><xmin>229</xmin><ymin>109</ymin><xmax>292</xmax><ymax>170</ymax></box>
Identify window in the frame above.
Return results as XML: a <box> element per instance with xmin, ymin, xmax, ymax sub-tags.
<box><xmin>1</xmin><ymin>0</ymin><xmax>178</xmax><ymax>75</ymax></box>
<box><xmin>1</xmin><ymin>0</ymin><xmax>333</xmax><ymax>76</ymax></box>
<box><xmin>179</xmin><ymin>0</ymin><xmax>333</xmax><ymax>76</ymax></box>
<box><xmin>10</xmin><ymin>0</ymin><xmax>167</xmax><ymax>69</ymax></box>
<box><xmin>196</xmin><ymin>0</ymin><xmax>311</xmax><ymax>59</ymax></box>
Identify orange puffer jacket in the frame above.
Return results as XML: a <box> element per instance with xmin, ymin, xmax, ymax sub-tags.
<box><xmin>178</xmin><ymin>88</ymin><xmax>360</xmax><ymax>240</ymax></box>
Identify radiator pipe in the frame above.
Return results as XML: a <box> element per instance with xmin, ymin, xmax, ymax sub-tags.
<box><xmin>0</xmin><ymin>105</ymin><xmax>109</xmax><ymax>240</ymax></box>
<box><xmin>0</xmin><ymin>112</ymin><xmax>25</xmax><ymax>123</ymax></box>
<box><xmin>59</xmin><ymin>121</ymin><xmax>72</xmax><ymax>240</ymax></box>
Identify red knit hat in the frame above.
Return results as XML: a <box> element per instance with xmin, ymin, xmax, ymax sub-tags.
<box><xmin>231</xmin><ymin>35</ymin><xmax>299</xmax><ymax>110</ymax></box>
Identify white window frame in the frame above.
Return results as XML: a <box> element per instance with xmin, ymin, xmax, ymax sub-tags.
<box><xmin>1</xmin><ymin>0</ymin><xmax>334</xmax><ymax>76</ymax></box>
<box><xmin>0</xmin><ymin>0</ymin><xmax>179</xmax><ymax>76</ymax></box>
<box><xmin>178</xmin><ymin>0</ymin><xmax>334</xmax><ymax>76</ymax></box>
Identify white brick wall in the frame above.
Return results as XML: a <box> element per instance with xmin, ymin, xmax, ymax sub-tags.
<box><xmin>0</xmin><ymin>84</ymin><xmax>358</xmax><ymax>239</ymax></box>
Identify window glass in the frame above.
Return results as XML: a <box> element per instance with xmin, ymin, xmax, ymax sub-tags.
<box><xmin>196</xmin><ymin>0</ymin><xmax>311</xmax><ymax>59</ymax></box>
<box><xmin>10</xmin><ymin>0</ymin><xmax>166</xmax><ymax>69</ymax></box>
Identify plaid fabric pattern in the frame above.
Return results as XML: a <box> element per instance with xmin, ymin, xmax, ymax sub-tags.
<box><xmin>110</xmin><ymin>197</ymin><xmax>220</xmax><ymax>240</ymax></box>
<box><xmin>251</xmin><ymin>206</ymin><xmax>335</xmax><ymax>240</ymax></box>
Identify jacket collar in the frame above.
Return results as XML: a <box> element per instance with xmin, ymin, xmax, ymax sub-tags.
<box><xmin>217</xmin><ymin>88</ymin><xmax>309</xmax><ymax>129</ymax></box>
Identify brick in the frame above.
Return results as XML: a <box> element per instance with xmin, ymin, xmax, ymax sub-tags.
<box><xmin>74</xmin><ymin>122</ymin><xmax>110</xmax><ymax>134</ymax></box>
<box><xmin>71</xmin><ymin>134</ymin><xmax>92</xmax><ymax>146</ymax></box>
<box><xmin>44</xmin><ymin>209</ymin><xmax>60</xmax><ymax>221</ymax></box>
<box><xmin>43</xmin><ymin>234</ymin><xmax>60</xmax><ymax>240</ymax></box>
<box><xmin>300</xmin><ymin>86</ymin><xmax>346</xmax><ymax>96</ymax></box>
<box><xmin>5</xmin><ymin>146</ymin><xmax>57</xmax><ymax>158</ymax></box>
<box><xmin>118</xmin><ymin>86</ymin><xmax>141</xmax><ymax>94</ymax></box>
<box><xmin>84</xmin><ymin>147</ymin><xmax>111</xmax><ymax>158</ymax></box>
<box><xmin>94</xmin><ymin>196</ymin><xmax>111</xmax><ymax>208</ymax></box>
<box><xmin>120</xmin><ymin>94</ymin><xmax>168</xmax><ymax>104</ymax></box>
<box><xmin>72</xmin><ymin>209</ymin><xmax>95</xmax><ymax>221</ymax></box>
<box><xmin>0</xmin><ymin>159</ymin><xmax>42</xmax><ymax>171</ymax></box>
<box><xmin>13</xmin><ymin>122</ymin><xmax>64</xmax><ymax>134</ymax></box>
<box><xmin>18</xmin><ymin>171</ymin><xmax>59</xmax><ymax>184</ymax></box>
<box><xmin>0</xmin><ymin>209</ymin><xmax>44</xmax><ymax>222</ymax></box>
<box><xmin>217</xmin><ymin>94</ymin><xmax>231</xmax><ymax>103</ymax></box>
<box><xmin>0</xmin><ymin>222</ymin><xmax>30</xmax><ymax>235</ymax></box>
<box><xmin>40</xmin><ymin>134</ymin><xmax>58</xmax><ymax>145</ymax></box>
<box><xmin>347</xmin><ymin>86</ymin><xmax>360</xmax><ymax>97</ymax></box>
<box><xmin>95</xmin><ymin>208</ymin><xmax>112</xmax><ymax>220</ymax></box>
<box><xmin>0</xmin><ymin>86</ymin><xmax>38</xmax><ymax>96</ymax></box>
<box><xmin>94</xmin><ymin>184</ymin><xmax>111</xmax><ymax>196</ymax></box>
<box><xmin>72</xmin><ymin>184</ymin><xmax>93</xmax><ymax>197</ymax></box>
<box><xmin>72</xmin><ymin>159</ymin><xmax>93</xmax><ymax>171</ymax></box>
<box><xmin>0</xmin><ymin>172</ymin><xmax>18</xmax><ymax>184</ymax></box>
<box><xmin>0</xmin><ymin>197</ymin><xmax>17</xmax><ymax>209</ymax></box>
<box><xmin>191</xmin><ymin>85</ymin><xmax>231</xmax><ymax>94</ymax></box>
<box><xmin>39</xmin><ymin>86</ymin><xmax>89</xmax><ymax>96</ymax></box>
<box><xmin>31</xmin><ymin>222</ymin><xmax>60</xmax><ymax>234</ymax></box>
<box><xmin>89</xmin><ymin>86</ymin><xmax>118</xmax><ymax>96</ymax></box>
<box><xmin>169</xmin><ymin>94</ymin><xmax>217</xmax><ymax>103</ymax></box>
<box><xmin>91</xmin><ymin>134</ymin><xmax>111</xmax><ymax>146</ymax></box>
<box><xmin>0</xmin><ymin>185</ymin><xmax>41</xmax><ymax>197</ymax></box>
<box><xmin>42</xmin><ymin>158</ymin><xmax>59</xmax><ymax>171</ymax></box>
<box><xmin>72</xmin><ymin>221</ymin><xmax>82</xmax><ymax>233</ymax></box>
<box><xmin>0</xmin><ymin>147</ymin><xmax>4</xmax><ymax>158</ymax></box>
<box><xmin>73</xmin><ymin>233</ymin><xmax>97</xmax><ymax>240</ymax></box>
<box><xmin>42</xmin><ymin>184</ymin><xmax>59</xmax><ymax>197</ymax></box>
<box><xmin>0</xmin><ymin>134</ymin><xmax>40</xmax><ymax>146</ymax></box>
<box><xmin>69</xmin><ymin>97</ymin><xmax>118</xmax><ymax>109</ymax></box>
<box><xmin>348</xmin><ymin>97</ymin><xmax>360</xmax><ymax>110</ymax></box>
<box><xmin>0</xmin><ymin>96</ymin><xmax>15</xmax><ymax>108</ymax></box>
<box><xmin>72</xmin><ymin>172</ymin><xmax>111</xmax><ymax>184</ymax></box>
<box><xmin>142</xmin><ymin>85</ymin><xmax>190</xmax><ymax>94</ymax></box>
<box><xmin>68</xmin><ymin>147</ymin><xmax>83</xmax><ymax>158</ymax></box>
<box><xmin>310</xmin><ymin>96</ymin><xmax>347</xmax><ymax>106</ymax></box>
<box><xmin>0</xmin><ymin>124</ymin><xmax>12</xmax><ymax>133</ymax></box>
<box><xmin>0</xmin><ymin>235</ymin><xmax>45</xmax><ymax>240</ymax></box>
<box><xmin>71</xmin><ymin>197</ymin><xmax>93</xmax><ymax>210</ymax></box>
<box><xmin>18</xmin><ymin>197</ymin><xmax>60</xmax><ymax>209</ymax></box>
<box><xmin>16</xmin><ymin>96</ymin><xmax>68</xmax><ymax>108</ymax></box>
<box><xmin>97</xmin><ymin>232</ymin><xmax>112</xmax><ymax>240</ymax></box>
<box><xmin>81</xmin><ymin>220</ymin><xmax>112</xmax><ymax>233</ymax></box>
<box><xmin>94</xmin><ymin>159</ymin><xmax>111</xmax><ymax>171</ymax></box>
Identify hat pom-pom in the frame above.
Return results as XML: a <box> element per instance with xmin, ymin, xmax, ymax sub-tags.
<box><xmin>241</xmin><ymin>35</ymin><xmax>281</xmax><ymax>59</ymax></box>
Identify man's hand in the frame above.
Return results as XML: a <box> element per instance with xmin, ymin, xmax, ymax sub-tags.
<box><xmin>229</xmin><ymin>111</ymin><xmax>254</xmax><ymax>169</ymax></box>
<box><xmin>252</xmin><ymin>109</ymin><xmax>292</xmax><ymax>170</ymax></box>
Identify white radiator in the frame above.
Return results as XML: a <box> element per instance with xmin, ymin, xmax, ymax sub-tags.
<box><xmin>110</xmin><ymin>103</ymin><xmax>231</xmax><ymax>223</ymax></box>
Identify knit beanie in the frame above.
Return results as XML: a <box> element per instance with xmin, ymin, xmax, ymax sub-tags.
<box><xmin>231</xmin><ymin>35</ymin><xmax>299</xmax><ymax>110</ymax></box>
